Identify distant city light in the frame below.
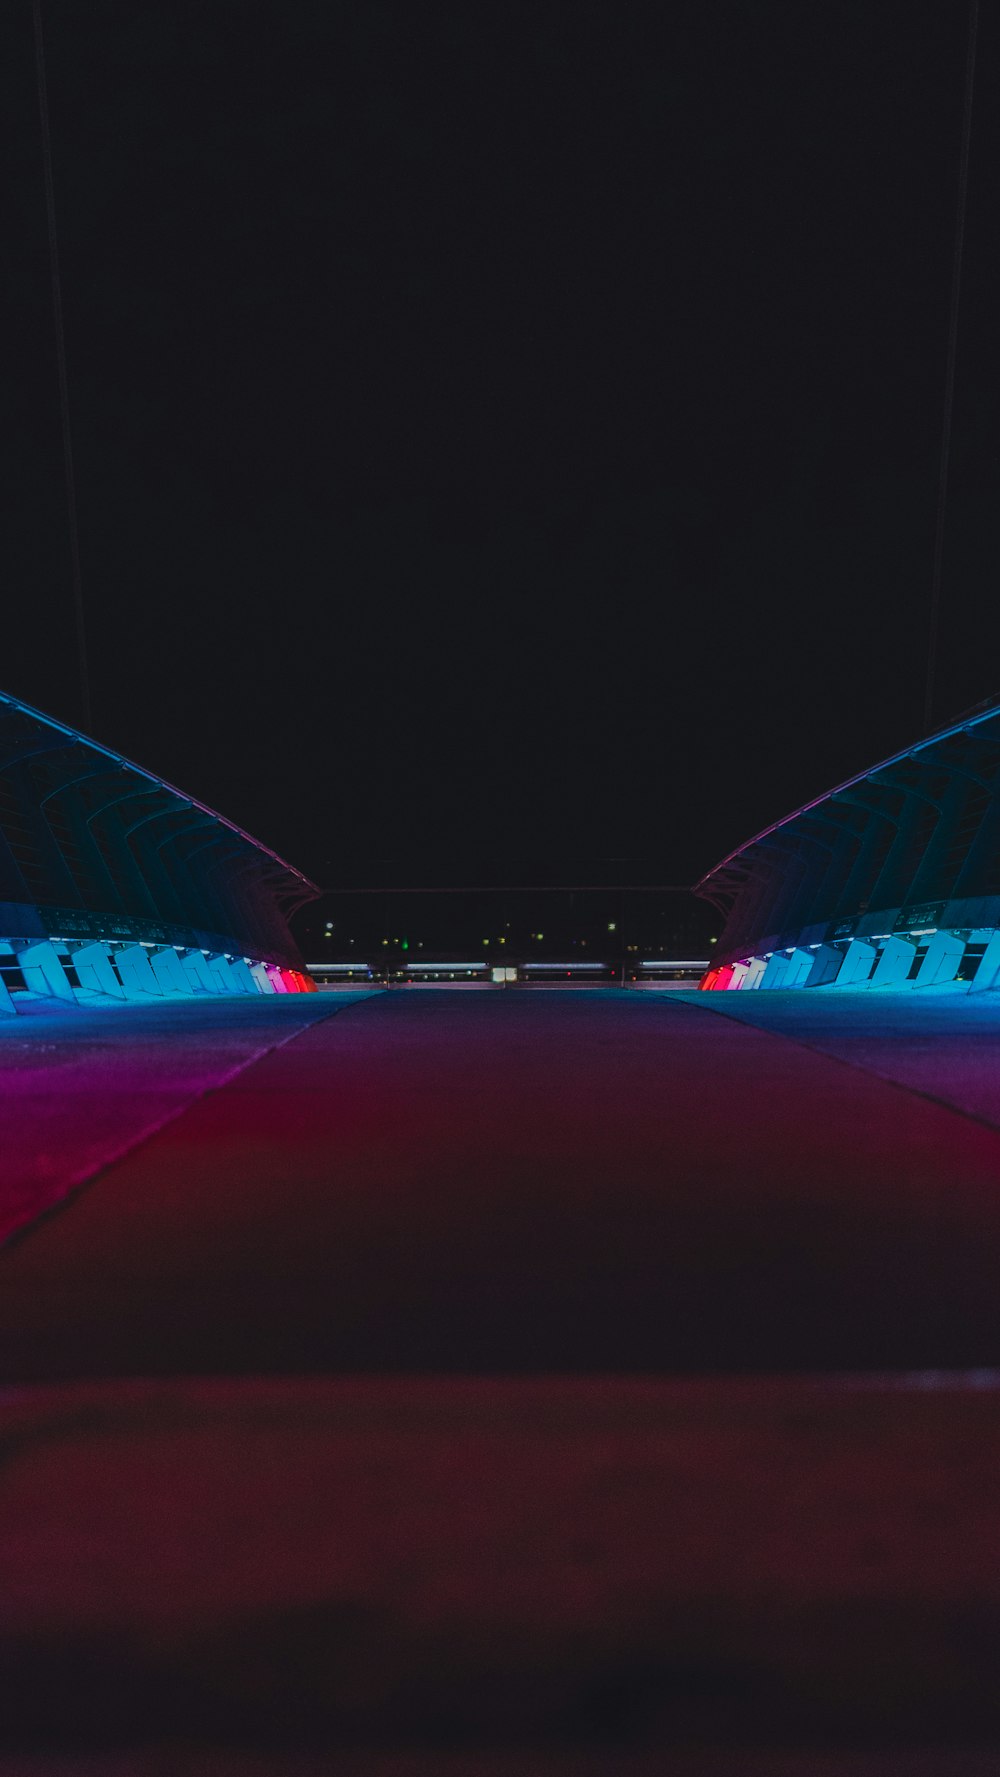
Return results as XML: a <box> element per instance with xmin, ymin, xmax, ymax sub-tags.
<box><xmin>522</xmin><ymin>962</ymin><xmax>605</xmax><ymax>971</ymax></box>
<box><xmin>408</xmin><ymin>962</ymin><xmax>484</xmax><ymax>971</ymax></box>
<box><xmin>607</xmin><ymin>922</ymin><xmax>617</xmax><ymax>931</ymax></box>
<box><xmin>640</xmin><ymin>959</ymin><xmax>710</xmax><ymax>968</ymax></box>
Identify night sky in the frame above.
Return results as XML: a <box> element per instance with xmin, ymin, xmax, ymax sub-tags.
<box><xmin>3</xmin><ymin>1</ymin><xmax>997</xmax><ymax>894</ymax></box>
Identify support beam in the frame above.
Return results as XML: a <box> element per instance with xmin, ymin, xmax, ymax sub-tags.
<box><xmin>781</xmin><ymin>948</ymin><xmax>814</xmax><ymax>989</ymax></box>
<box><xmin>915</xmin><ymin>931</ymin><xmax>966</xmax><ymax>988</ymax></box>
<box><xmin>180</xmin><ymin>951</ymin><xmax>220</xmax><ymax>994</ymax></box>
<box><xmin>204</xmin><ymin>954</ymin><xmax>245</xmax><ymax>994</ymax></box>
<box><xmin>970</xmin><ymin>930</ymin><xmax>1000</xmax><ymax>993</ymax></box>
<box><xmin>148</xmin><ymin>947</ymin><xmax>192</xmax><ymax>997</ymax></box>
<box><xmin>0</xmin><ymin>963</ymin><xmax>17</xmax><ymax>1015</ymax></box>
<box><xmin>225</xmin><ymin>958</ymin><xmax>259</xmax><ymax>994</ymax></box>
<box><xmin>249</xmin><ymin>962</ymin><xmax>276</xmax><ymax>994</ymax></box>
<box><xmin>740</xmin><ymin>956</ymin><xmax>769</xmax><ymax>990</ymax></box>
<box><xmin>870</xmin><ymin>936</ymin><xmax>916</xmax><ymax>988</ymax></box>
<box><xmin>829</xmin><ymin>939</ymin><xmax>877</xmax><ymax>987</ymax></box>
<box><xmin>804</xmin><ymin>945</ymin><xmax>844</xmax><ymax>987</ymax></box>
<box><xmin>758</xmin><ymin>953</ymin><xmax>791</xmax><ymax>989</ymax></box>
<box><xmin>15</xmin><ymin>941</ymin><xmax>76</xmax><ymax>1003</ymax></box>
<box><xmin>72</xmin><ymin>942</ymin><xmax>126</xmax><ymax>1000</ymax></box>
<box><xmin>115</xmin><ymin>945</ymin><xmax>163</xmax><ymax>999</ymax></box>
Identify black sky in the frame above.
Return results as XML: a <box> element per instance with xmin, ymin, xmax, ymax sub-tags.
<box><xmin>3</xmin><ymin>1</ymin><xmax>997</xmax><ymax>890</ymax></box>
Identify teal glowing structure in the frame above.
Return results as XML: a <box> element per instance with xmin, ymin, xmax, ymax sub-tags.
<box><xmin>0</xmin><ymin>689</ymin><xmax>317</xmax><ymax>1012</ymax></box>
<box><xmin>696</xmin><ymin>698</ymin><xmax>1000</xmax><ymax>994</ymax></box>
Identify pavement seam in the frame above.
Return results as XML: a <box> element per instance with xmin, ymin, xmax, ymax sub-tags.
<box><xmin>0</xmin><ymin>994</ymin><xmax>380</xmax><ymax>1256</ymax></box>
<box><xmin>672</xmin><ymin>989</ymin><xmax>1000</xmax><ymax>1142</ymax></box>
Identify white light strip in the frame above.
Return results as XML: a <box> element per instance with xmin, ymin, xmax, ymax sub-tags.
<box><xmin>521</xmin><ymin>962</ymin><xmax>608</xmax><ymax>970</ymax></box>
<box><xmin>640</xmin><ymin>959</ymin><xmax>709</xmax><ymax>967</ymax></box>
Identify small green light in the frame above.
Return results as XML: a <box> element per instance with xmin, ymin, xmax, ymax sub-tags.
<box><xmin>401</xmin><ymin>939</ymin><xmax>409</xmax><ymax>951</ymax></box>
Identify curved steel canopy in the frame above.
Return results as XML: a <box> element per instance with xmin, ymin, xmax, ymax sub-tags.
<box><xmin>694</xmin><ymin>697</ymin><xmax>1000</xmax><ymax>979</ymax></box>
<box><xmin>0</xmin><ymin>689</ymin><xmax>319</xmax><ymax>985</ymax></box>
<box><xmin>0</xmin><ymin>688</ymin><xmax>318</xmax><ymax>893</ymax></box>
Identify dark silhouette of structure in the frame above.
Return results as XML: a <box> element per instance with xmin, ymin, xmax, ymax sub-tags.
<box><xmin>0</xmin><ymin>688</ymin><xmax>316</xmax><ymax>1011</ymax></box>
<box><xmin>697</xmin><ymin>698</ymin><xmax>1000</xmax><ymax>993</ymax></box>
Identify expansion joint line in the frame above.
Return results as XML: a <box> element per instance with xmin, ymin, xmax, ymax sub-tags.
<box><xmin>1</xmin><ymin>996</ymin><xmax>371</xmax><ymax>1255</ymax></box>
<box><xmin>682</xmin><ymin>989</ymin><xmax>1000</xmax><ymax>1144</ymax></box>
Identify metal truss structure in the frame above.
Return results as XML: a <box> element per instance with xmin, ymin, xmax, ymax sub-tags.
<box><xmin>695</xmin><ymin>698</ymin><xmax>1000</xmax><ymax>994</ymax></box>
<box><xmin>0</xmin><ymin>689</ymin><xmax>317</xmax><ymax>1013</ymax></box>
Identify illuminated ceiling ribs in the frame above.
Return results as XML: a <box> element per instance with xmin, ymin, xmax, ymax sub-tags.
<box><xmin>694</xmin><ymin>702</ymin><xmax>1000</xmax><ymax>994</ymax></box>
<box><xmin>0</xmin><ymin>689</ymin><xmax>319</xmax><ymax>1013</ymax></box>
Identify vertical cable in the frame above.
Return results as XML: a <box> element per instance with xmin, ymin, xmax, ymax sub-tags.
<box><xmin>924</xmin><ymin>0</ymin><xmax>979</xmax><ymax>734</ymax></box>
<box><xmin>32</xmin><ymin>0</ymin><xmax>92</xmax><ymax>734</ymax></box>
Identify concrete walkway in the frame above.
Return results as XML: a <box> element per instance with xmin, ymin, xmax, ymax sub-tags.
<box><xmin>3</xmin><ymin>988</ymin><xmax>1000</xmax><ymax>1379</ymax></box>
<box><xmin>3</xmin><ymin>988</ymin><xmax>1000</xmax><ymax>1769</ymax></box>
<box><xmin>681</xmin><ymin>985</ymin><xmax>1000</xmax><ymax>1128</ymax></box>
<box><xmin>0</xmin><ymin>993</ymin><xmax>359</xmax><ymax>1243</ymax></box>
<box><xmin>3</xmin><ymin>1373</ymin><xmax>1000</xmax><ymax>1764</ymax></box>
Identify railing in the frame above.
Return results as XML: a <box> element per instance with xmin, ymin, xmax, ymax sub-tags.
<box><xmin>0</xmin><ymin>934</ymin><xmax>313</xmax><ymax>1015</ymax></box>
<box><xmin>0</xmin><ymin>689</ymin><xmax>319</xmax><ymax>1012</ymax></box>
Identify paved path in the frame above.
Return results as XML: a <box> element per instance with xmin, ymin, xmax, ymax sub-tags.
<box><xmin>4</xmin><ymin>986</ymin><xmax>1000</xmax><ymax>1768</ymax></box>
<box><xmin>0</xmin><ymin>993</ymin><xmax>356</xmax><ymax>1243</ymax></box>
<box><xmin>3</xmin><ymin>988</ymin><xmax>1000</xmax><ymax>1379</ymax></box>
<box><xmin>681</xmin><ymin>986</ymin><xmax>1000</xmax><ymax>1128</ymax></box>
<box><xmin>4</xmin><ymin>1373</ymin><xmax>1000</xmax><ymax>1760</ymax></box>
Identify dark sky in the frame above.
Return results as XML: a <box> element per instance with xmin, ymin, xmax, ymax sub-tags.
<box><xmin>3</xmin><ymin>1</ymin><xmax>997</xmax><ymax>891</ymax></box>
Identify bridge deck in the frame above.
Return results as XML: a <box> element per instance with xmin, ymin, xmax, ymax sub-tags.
<box><xmin>3</xmin><ymin>987</ymin><xmax>1000</xmax><ymax>1767</ymax></box>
